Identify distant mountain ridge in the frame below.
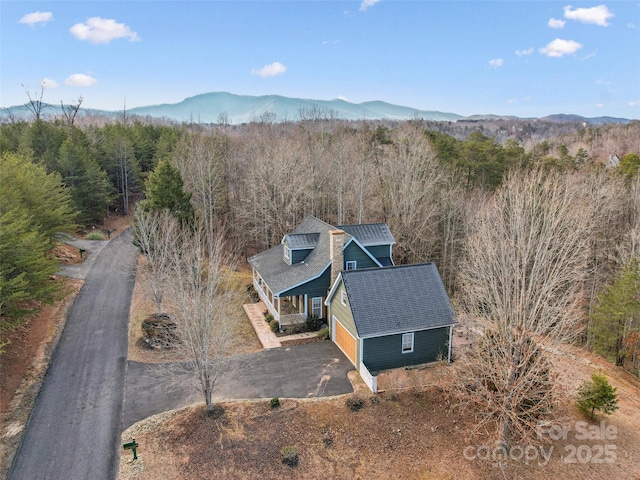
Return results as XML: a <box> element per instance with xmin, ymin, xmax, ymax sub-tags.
<box><xmin>126</xmin><ymin>92</ymin><xmax>465</xmax><ymax>123</ymax></box>
<box><xmin>1</xmin><ymin>92</ymin><xmax>633</xmax><ymax>125</ymax></box>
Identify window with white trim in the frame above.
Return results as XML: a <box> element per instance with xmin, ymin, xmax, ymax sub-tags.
<box><xmin>402</xmin><ymin>332</ymin><xmax>414</xmax><ymax>353</ymax></box>
<box><xmin>284</xmin><ymin>245</ymin><xmax>290</xmax><ymax>262</ymax></box>
<box><xmin>341</xmin><ymin>290</ymin><xmax>347</xmax><ymax>306</ymax></box>
<box><xmin>312</xmin><ymin>297</ymin><xmax>322</xmax><ymax>318</ymax></box>
<box><xmin>346</xmin><ymin>260</ymin><xmax>357</xmax><ymax>271</ymax></box>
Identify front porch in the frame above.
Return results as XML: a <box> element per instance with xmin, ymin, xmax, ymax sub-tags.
<box><xmin>252</xmin><ymin>274</ymin><xmax>326</xmax><ymax>327</ymax></box>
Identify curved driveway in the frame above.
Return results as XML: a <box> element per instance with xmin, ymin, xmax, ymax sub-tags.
<box><xmin>123</xmin><ymin>341</ymin><xmax>354</xmax><ymax>429</ymax></box>
<box><xmin>9</xmin><ymin>230</ymin><xmax>139</xmax><ymax>480</ymax></box>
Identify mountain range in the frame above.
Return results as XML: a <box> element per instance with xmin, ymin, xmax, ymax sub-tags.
<box><xmin>1</xmin><ymin>92</ymin><xmax>633</xmax><ymax>125</ymax></box>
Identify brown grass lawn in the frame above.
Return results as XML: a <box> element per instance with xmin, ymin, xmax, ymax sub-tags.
<box><xmin>127</xmin><ymin>260</ymin><xmax>262</xmax><ymax>364</ymax></box>
<box><xmin>119</xmin><ymin>345</ymin><xmax>640</xmax><ymax>480</ymax></box>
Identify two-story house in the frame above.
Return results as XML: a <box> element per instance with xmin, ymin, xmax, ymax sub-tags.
<box><xmin>248</xmin><ymin>215</ymin><xmax>395</xmax><ymax>327</ymax></box>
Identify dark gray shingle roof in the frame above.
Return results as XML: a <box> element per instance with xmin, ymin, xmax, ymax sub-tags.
<box><xmin>248</xmin><ymin>216</ymin><xmax>353</xmax><ymax>295</ymax></box>
<box><xmin>336</xmin><ymin>223</ymin><xmax>395</xmax><ymax>246</ymax></box>
<box><xmin>342</xmin><ymin>263</ymin><xmax>455</xmax><ymax>338</ymax></box>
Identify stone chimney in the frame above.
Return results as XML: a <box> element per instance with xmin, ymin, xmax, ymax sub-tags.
<box><xmin>329</xmin><ymin>229</ymin><xmax>345</xmax><ymax>287</ymax></box>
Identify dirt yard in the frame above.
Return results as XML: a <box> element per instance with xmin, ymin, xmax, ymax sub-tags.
<box><xmin>118</xmin><ymin>349</ymin><xmax>640</xmax><ymax>480</ymax></box>
<box><xmin>127</xmin><ymin>261</ymin><xmax>262</xmax><ymax>364</ymax></box>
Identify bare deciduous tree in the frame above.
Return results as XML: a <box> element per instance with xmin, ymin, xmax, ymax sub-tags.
<box><xmin>61</xmin><ymin>96</ymin><xmax>83</xmax><ymax>127</ymax></box>
<box><xmin>383</xmin><ymin>124</ymin><xmax>446</xmax><ymax>264</ymax></box>
<box><xmin>166</xmin><ymin>221</ymin><xmax>235</xmax><ymax>411</ymax></box>
<box><xmin>451</xmin><ymin>168</ymin><xmax>591</xmax><ymax>444</ymax></box>
<box><xmin>132</xmin><ymin>208</ymin><xmax>178</xmax><ymax>315</ymax></box>
<box><xmin>616</xmin><ymin>176</ymin><xmax>640</xmax><ymax>266</ymax></box>
<box><xmin>173</xmin><ymin>132</ymin><xmax>230</xmax><ymax>236</ymax></box>
<box><xmin>23</xmin><ymin>84</ymin><xmax>47</xmax><ymax>121</ymax></box>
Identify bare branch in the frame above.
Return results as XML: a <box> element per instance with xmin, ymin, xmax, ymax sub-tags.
<box><xmin>164</xmin><ymin>220</ymin><xmax>236</xmax><ymax>410</ymax></box>
<box><xmin>451</xmin><ymin>168</ymin><xmax>592</xmax><ymax>445</ymax></box>
<box><xmin>22</xmin><ymin>84</ymin><xmax>47</xmax><ymax>121</ymax></box>
<box><xmin>61</xmin><ymin>96</ymin><xmax>83</xmax><ymax>127</ymax></box>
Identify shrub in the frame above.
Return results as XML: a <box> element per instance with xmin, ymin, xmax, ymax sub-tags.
<box><xmin>86</xmin><ymin>231</ymin><xmax>105</xmax><ymax>240</ymax></box>
<box><xmin>345</xmin><ymin>397</ymin><xmax>365</xmax><ymax>412</ymax></box>
<box><xmin>265</xmin><ymin>312</ymin><xmax>274</xmax><ymax>324</ymax></box>
<box><xmin>576</xmin><ymin>372</ymin><xmax>618</xmax><ymax>419</ymax></box>
<box><xmin>285</xmin><ymin>324</ymin><xmax>305</xmax><ymax>335</ymax></box>
<box><xmin>269</xmin><ymin>319</ymin><xmax>279</xmax><ymax>333</ymax></box>
<box><xmin>316</xmin><ymin>327</ymin><xmax>330</xmax><ymax>341</ymax></box>
<box><xmin>281</xmin><ymin>446</ymin><xmax>298</xmax><ymax>467</ymax></box>
<box><xmin>304</xmin><ymin>315</ymin><xmax>323</xmax><ymax>332</ymax></box>
<box><xmin>270</xmin><ymin>397</ymin><xmax>280</xmax><ymax>408</ymax></box>
<box><xmin>141</xmin><ymin>313</ymin><xmax>177</xmax><ymax>348</ymax></box>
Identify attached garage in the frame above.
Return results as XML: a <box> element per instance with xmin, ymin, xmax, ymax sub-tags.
<box><xmin>326</xmin><ymin>263</ymin><xmax>456</xmax><ymax>392</ymax></box>
<box><xmin>332</xmin><ymin>315</ymin><xmax>356</xmax><ymax>364</ymax></box>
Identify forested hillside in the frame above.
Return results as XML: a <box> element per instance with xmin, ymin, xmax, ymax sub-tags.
<box><xmin>1</xmin><ymin>115</ymin><xmax>639</xmax><ymax>375</ymax></box>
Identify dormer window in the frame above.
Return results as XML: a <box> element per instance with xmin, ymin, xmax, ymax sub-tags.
<box><xmin>346</xmin><ymin>261</ymin><xmax>357</xmax><ymax>271</ymax></box>
<box><xmin>284</xmin><ymin>245</ymin><xmax>290</xmax><ymax>262</ymax></box>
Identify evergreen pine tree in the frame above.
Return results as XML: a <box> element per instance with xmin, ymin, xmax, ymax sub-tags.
<box><xmin>589</xmin><ymin>259</ymin><xmax>640</xmax><ymax>366</ymax></box>
<box><xmin>576</xmin><ymin>372</ymin><xmax>619</xmax><ymax>419</ymax></box>
<box><xmin>142</xmin><ymin>158</ymin><xmax>194</xmax><ymax>225</ymax></box>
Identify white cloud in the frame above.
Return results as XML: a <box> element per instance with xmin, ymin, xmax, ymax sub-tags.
<box><xmin>19</xmin><ymin>11</ymin><xmax>53</xmax><ymax>26</ymax></box>
<box><xmin>629</xmin><ymin>100</ymin><xmax>640</xmax><ymax>107</ymax></box>
<box><xmin>41</xmin><ymin>78</ymin><xmax>59</xmax><ymax>88</ymax></box>
<box><xmin>548</xmin><ymin>18</ymin><xmax>566</xmax><ymax>29</ymax></box>
<box><xmin>65</xmin><ymin>74</ymin><xmax>97</xmax><ymax>87</ymax></box>
<box><xmin>338</xmin><ymin>96</ymin><xmax>351</xmax><ymax>102</ymax></box>
<box><xmin>596</xmin><ymin>103</ymin><xmax>605</xmax><ymax>108</ymax></box>
<box><xmin>489</xmin><ymin>58</ymin><xmax>504</xmax><ymax>68</ymax></box>
<box><xmin>323</xmin><ymin>40</ymin><xmax>340</xmax><ymax>45</ymax></box>
<box><xmin>581</xmin><ymin>50</ymin><xmax>598</xmax><ymax>61</ymax></box>
<box><xmin>507</xmin><ymin>96</ymin><xmax>532</xmax><ymax>105</ymax></box>
<box><xmin>251</xmin><ymin>62</ymin><xmax>287</xmax><ymax>78</ymax></box>
<box><xmin>360</xmin><ymin>0</ymin><xmax>381</xmax><ymax>12</ymax></box>
<box><xmin>596</xmin><ymin>79</ymin><xmax>611</xmax><ymax>86</ymax></box>
<box><xmin>564</xmin><ymin>5</ymin><xmax>614</xmax><ymax>26</ymax></box>
<box><xmin>539</xmin><ymin>39</ymin><xmax>582</xmax><ymax>57</ymax></box>
<box><xmin>515</xmin><ymin>48</ymin><xmax>534</xmax><ymax>56</ymax></box>
<box><xmin>70</xmin><ymin>17</ymin><xmax>140</xmax><ymax>44</ymax></box>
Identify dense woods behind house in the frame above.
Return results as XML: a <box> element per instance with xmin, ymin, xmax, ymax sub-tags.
<box><xmin>1</xmin><ymin>110</ymin><xmax>639</xmax><ymax>380</ymax></box>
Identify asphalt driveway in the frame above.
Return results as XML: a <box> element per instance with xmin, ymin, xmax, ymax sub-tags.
<box><xmin>9</xmin><ymin>230</ymin><xmax>139</xmax><ymax>480</ymax></box>
<box><xmin>123</xmin><ymin>341</ymin><xmax>354</xmax><ymax>429</ymax></box>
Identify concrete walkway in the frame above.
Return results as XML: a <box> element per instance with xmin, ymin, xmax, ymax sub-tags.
<box><xmin>243</xmin><ymin>302</ymin><xmax>281</xmax><ymax>348</ymax></box>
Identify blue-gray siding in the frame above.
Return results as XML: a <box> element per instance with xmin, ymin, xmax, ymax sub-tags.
<box><xmin>362</xmin><ymin>327</ymin><xmax>450</xmax><ymax>373</ymax></box>
<box><xmin>280</xmin><ymin>267</ymin><xmax>331</xmax><ymax>298</ymax></box>
<box><xmin>291</xmin><ymin>248</ymin><xmax>312</xmax><ymax>264</ymax></box>
<box><xmin>344</xmin><ymin>242</ymin><xmax>379</xmax><ymax>269</ymax></box>
<box><xmin>364</xmin><ymin>244</ymin><xmax>392</xmax><ymax>260</ymax></box>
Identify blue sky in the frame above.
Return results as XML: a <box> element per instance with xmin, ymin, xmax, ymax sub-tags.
<box><xmin>2</xmin><ymin>1</ymin><xmax>639</xmax><ymax>118</ymax></box>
